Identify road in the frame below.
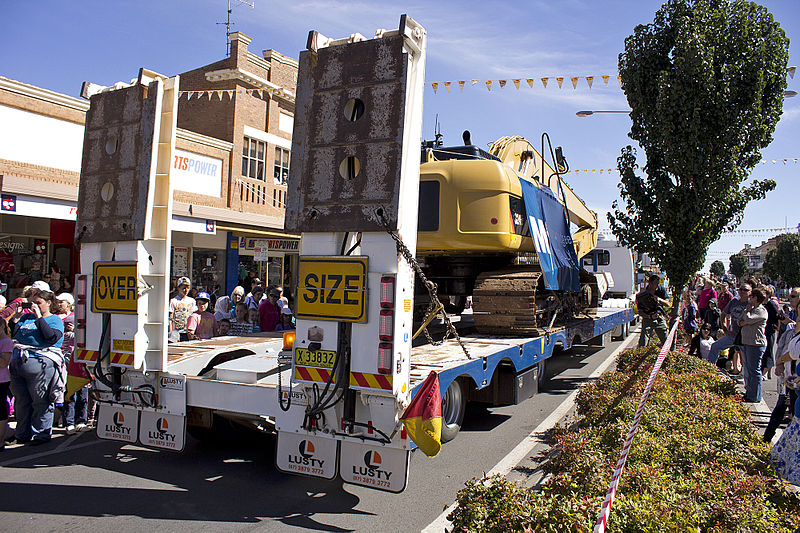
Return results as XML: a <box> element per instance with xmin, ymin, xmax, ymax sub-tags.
<box><xmin>0</xmin><ymin>332</ymin><xmax>637</xmax><ymax>532</ymax></box>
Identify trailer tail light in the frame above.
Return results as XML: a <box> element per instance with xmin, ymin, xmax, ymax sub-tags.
<box><xmin>282</xmin><ymin>331</ymin><xmax>296</xmax><ymax>351</ymax></box>
<box><xmin>378</xmin><ymin>275</ymin><xmax>395</xmax><ymax>374</ymax></box>
<box><xmin>75</xmin><ymin>275</ymin><xmax>87</xmax><ymax>349</ymax></box>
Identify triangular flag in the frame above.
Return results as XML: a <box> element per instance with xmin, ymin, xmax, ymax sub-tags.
<box><xmin>217</xmin><ymin>91</ymin><xmax>223</xmax><ymax>100</ymax></box>
<box><xmin>486</xmin><ymin>80</ymin><xmax>493</xmax><ymax>91</ymax></box>
<box><xmin>207</xmin><ymin>91</ymin><xmax>212</xmax><ymax>100</ymax></box>
<box><xmin>789</xmin><ymin>66</ymin><xmax>796</xmax><ymax>79</ymax></box>
<box><xmin>570</xmin><ymin>77</ymin><xmax>578</xmax><ymax>89</ymax></box>
<box><xmin>527</xmin><ymin>79</ymin><xmax>534</xmax><ymax>88</ymax></box>
<box><xmin>513</xmin><ymin>79</ymin><xmax>520</xmax><ymax>89</ymax></box>
<box><xmin>586</xmin><ymin>76</ymin><xmax>594</xmax><ymax>89</ymax></box>
<box><xmin>602</xmin><ymin>75</ymin><xmax>610</xmax><ymax>85</ymax></box>
<box><xmin>227</xmin><ymin>90</ymin><xmax>234</xmax><ymax>98</ymax></box>
<box><xmin>444</xmin><ymin>81</ymin><xmax>451</xmax><ymax>92</ymax></box>
<box><xmin>400</xmin><ymin>371</ymin><xmax>442</xmax><ymax>457</ymax></box>
<box><xmin>541</xmin><ymin>77</ymin><xmax>549</xmax><ymax>88</ymax></box>
<box><xmin>617</xmin><ymin>75</ymin><xmax>622</xmax><ymax>85</ymax></box>
<box><xmin>186</xmin><ymin>91</ymin><xmax>193</xmax><ymax>100</ymax></box>
<box><xmin>432</xmin><ymin>82</ymin><xmax>438</xmax><ymax>93</ymax></box>
<box><xmin>258</xmin><ymin>90</ymin><xmax>264</xmax><ymax>98</ymax></box>
<box><xmin>557</xmin><ymin>77</ymin><xmax>564</xmax><ymax>88</ymax></box>
<box><xmin>458</xmin><ymin>80</ymin><xmax>465</xmax><ymax>91</ymax></box>
<box><xmin>471</xmin><ymin>79</ymin><xmax>479</xmax><ymax>85</ymax></box>
<box><xmin>499</xmin><ymin>80</ymin><xmax>507</xmax><ymax>88</ymax></box>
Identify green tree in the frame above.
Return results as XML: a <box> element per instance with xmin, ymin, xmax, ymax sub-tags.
<box><xmin>729</xmin><ymin>253</ymin><xmax>749</xmax><ymax>279</ymax></box>
<box><xmin>762</xmin><ymin>234</ymin><xmax>800</xmax><ymax>286</ymax></box>
<box><xmin>608</xmin><ymin>0</ymin><xmax>787</xmax><ymax>305</ymax></box>
<box><xmin>710</xmin><ymin>260</ymin><xmax>725</xmax><ymax>278</ymax></box>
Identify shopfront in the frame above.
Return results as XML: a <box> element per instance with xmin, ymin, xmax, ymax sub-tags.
<box><xmin>234</xmin><ymin>236</ymin><xmax>299</xmax><ymax>296</ymax></box>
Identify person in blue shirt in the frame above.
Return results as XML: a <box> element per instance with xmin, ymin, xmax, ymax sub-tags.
<box><xmin>8</xmin><ymin>289</ymin><xmax>64</xmax><ymax>445</ymax></box>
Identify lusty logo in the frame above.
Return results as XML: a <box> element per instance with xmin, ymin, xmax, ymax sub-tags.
<box><xmin>352</xmin><ymin>450</ymin><xmax>392</xmax><ymax>480</ymax></box>
<box><xmin>148</xmin><ymin>417</ymin><xmax>176</xmax><ymax>442</ymax></box>
<box><xmin>159</xmin><ymin>376</ymin><xmax>183</xmax><ymax>390</ymax></box>
<box><xmin>287</xmin><ymin>439</ymin><xmax>325</xmax><ymax>468</ymax></box>
<box><xmin>105</xmin><ymin>410</ymin><xmax>131</xmax><ymax>435</ymax></box>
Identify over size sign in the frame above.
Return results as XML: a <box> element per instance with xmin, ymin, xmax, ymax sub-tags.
<box><xmin>297</xmin><ymin>257</ymin><xmax>367</xmax><ymax>322</ymax></box>
<box><xmin>92</xmin><ymin>261</ymin><xmax>138</xmax><ymax>314</ymax></box>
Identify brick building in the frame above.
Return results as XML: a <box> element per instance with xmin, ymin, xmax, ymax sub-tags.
<box><xmin>0</xmin><ymin>32</ymin><xmax>299</xmax><ymax>300</ymax></box>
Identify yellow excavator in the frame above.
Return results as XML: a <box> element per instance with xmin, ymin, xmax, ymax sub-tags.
<box><xmin>416</xmin><ymin>132</ymin><xmax>600</xmax><ymax>334</ymax></box>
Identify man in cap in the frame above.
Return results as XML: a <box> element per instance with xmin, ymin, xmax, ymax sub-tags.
<box><xmin>169</xmin><ymin>277</ymin><xmax>196</xmax><ymax>342</ymax></box>
<box><xmin>186</xmin><ymin>292</ymin><xmax>216</xmax><ymax>340</ymax></box>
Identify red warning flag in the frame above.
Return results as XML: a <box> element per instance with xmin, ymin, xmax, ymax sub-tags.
<box><xmin>400</xmin><ymin>371</ymin><xmax>442</xmax><ymax>457</ymax></box>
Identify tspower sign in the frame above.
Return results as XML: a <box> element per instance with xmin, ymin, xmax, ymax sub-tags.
<box><xmin>172</xmin><ymin>149</ymin><xmax>222</xmax><ymax>197</ymax></box>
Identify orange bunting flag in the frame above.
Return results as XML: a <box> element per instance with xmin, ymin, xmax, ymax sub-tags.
<box><xmin>227</xmin><ymin>90</ymin><xmax>234</xmax><ymax>98</ymax></box>
<box><xmin>541</xmin><ymin>77</ymin><xmax>549</xmax><ymax>88</ymax></box>
<box><xmin>602</xmin><ymin>75</ymin><xmax>610</xmax><ymax>86</ymax></box>
<box><xmin>512</xmin><ymin>79</ymin><xmax>520</xmax><ymax>89</ymax></box>
<box><xmin>617</xmin><ymin>75</ymin><xmax>622</xmax><ymax>85</ymax></box>
<box><xmin>471</xmin><ymin>79</ymin><xmax>479</xmax><ymax>86</ymax></box>
<box><xmin>400</xmin><ymin>371</ymin><xmax>442</xmax><ymax>457</ymax></box>
<box><xmin>570</xmin><ymin>77</ymin><xmax>578</xmax><ymax>89</ymax></box>
<box><xmin>486</xmin><ymin>80</ymin><xmax>493</xmax><ymax>91</ymax></box>
<box><xmin>458</xmin><ymin>80</ymin><xmax>465</xmax><ymax>91</ymax></box>
<box><xmin>527</xmin><ymin>78</ymin><xmax>534</xmax><ymax>88</ymax></box>
<box><xmin>586</xmin><ymin>76</ymin><xmax>594</xmax><ymax>89</ymax></box>
<box><xmin>444</xmin><ymin>81</ymin><xmax>451</xmax><ymax>92</ymax></box>
<box><xmin>499</xmin><ymin>79</ymin><xmax>507</xmax><ymax>88</ymax></box>
<box><xmin>431</xmin><ymin>82</ymin><xmax>438</xmax><ymax>93</ymax></box>
<box><xmin>556</xmin><ymin>77</ymin><xmax>564</xmax><ymax>88</ymax></box>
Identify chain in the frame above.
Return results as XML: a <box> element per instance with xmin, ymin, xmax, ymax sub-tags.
<box><xmin>376</xmin><ymin>208</ymin><xmax>471</xmax><ymax>359</ymax></box>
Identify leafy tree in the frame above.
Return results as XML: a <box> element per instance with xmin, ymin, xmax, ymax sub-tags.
<box><xmin>710</xmin><ymin>260</ymin><xmax>725</xmax><ymax>278</ymax></box>
<box><xmin>729</xmin><ymin>253</ymin><xmax>749</xmax><ymax>279</ymax></box>
<box><xmin>608</xmin><ymin>0</ymin><xmax>788</xmax><ymax>304</ymax></box>
<box><xmin>762</xmin><ymin>234</ymin><xmax>800</xmax><ymax>286</ymax></box>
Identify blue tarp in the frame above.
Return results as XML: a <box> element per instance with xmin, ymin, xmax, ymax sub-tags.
<box><xmin>519</xmin><ymin>179</ymin><xmax>580</xmax><ymax>291</ymax></box>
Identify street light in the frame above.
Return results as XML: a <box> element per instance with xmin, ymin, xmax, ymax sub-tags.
<box><xmin>786</xmin><ymin>90</ymin><xmax>798</xmax><ymax>98</ymax></box>
<box><xmin>575</xmin><ymin>110</ymin><xmax>631</xmax><ymax>117</ymax></box>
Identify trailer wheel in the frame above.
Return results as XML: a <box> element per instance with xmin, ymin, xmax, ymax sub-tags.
<box><xmin>441</xmin><ymin>378</ymin><xmax>466</xmax><ymax>443</ymax></box>
<box><xmin>611</xmin><ymin>324</ymin><xmax>625</xmax><ymax>341</ymax></box>
<box><xmin>537</xmin><ymin>358</ymin><xmax>547</xmax><ymax>391</ymax></box>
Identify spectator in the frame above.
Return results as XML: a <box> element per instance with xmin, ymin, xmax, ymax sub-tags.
<box><xmin>61</xmin><ymin>314</ymin><xmax>89</xmax><ymax>434</ymax></box>
<box><xmin>186</xmin><ymin>292</ymin><xmax>217</xmax><ymax>340</ymax></box>
<box><xmin>55</xmin><ymin>292</ymin><xmax>73</xmax><ymax>320</ymax></box>
<box><xmin>248</xmin><ymin>308</ymin><xmax>261</xmax><ymax>333</ymax></box>
<box><xmin>278</xmin><ymin>306</ymin><xmax>295</xmax><ymax>330</ymax></box>
<box><xmin>0</xmin><ymin>320</ymin><xmax>11</xmax><ymax>449</ymax></box>
<box><xmin>769</xmin><ymin>359</ymin><xmax>800</xmax><ymax>483</ymax></box>
<box><xmin>688</xmin><ymin>324</ymin><xmax>714</xmax><ymax>359</ymax></box>
<box><xmin>169</xmin><ymin>277</ymin><xmax>196</xmax><ymax>342</ymax></box>
<box><xmin>696</xmin><ymin>278</ymin><xmax>717</xmax><ymax>316</ymax></box>
<box><xmin>708</xmin><ymin>283</ymin><xmax>751</xmax><ymax>368</ymax></box>
<box><xmin>228</xmin><ymin>303</ymin><xmax>253</xmax><ymax>336</ymax></box>
<box><xmin>716</xmin><ymin>283</ymin><xmax>733</xmax><ymax>315</ymax></box>
<box><xmin>8</xmin><ymin>289</ymin><xmax>65</xmax><ymax>444</ymax></box>
<box><xmin>636</xmin><ymin>275</ymin><xmax>669</xmax><ymax>347</ymax></box>
<box><xmin>214</xmin><ymin>286</ymin><xmax>244</xmax><ymax>322</ymax></box>
<box><xmin>216</xmin><ymin>318</ymin><xmax>231</xmax><ymax>337</ymax></box>
<box><xmin>763</xmin><ymin>285</ymin><xmax>781</xmax><ymax>380</ymax></box>
<box><xmin>765</xmin><ymin>295</ymin><xmax>800</xmax><ymax>442</ymax></box>
<box><xmin>701</xmin><ymin>298</ymin><xmax>721</xmax><ymax>338</ymax></box>
<box><xmin>258</xmin><ymin>289</ymin><xmax>282</xmax><ymax>332</ymax></box>
<box><xmin>681</xmin><ymin>291</ymin><xmax>699</xmax><ymax>343</ymax></box>
<box><xmin>738</xmin><ymin>288</ymin><xmax>768</xmax><ymax>403</ymax></box>
<box><xmin>244</xmin><ymin>286</ymin><xmax>265</xmax><ymax>311</ymax></box>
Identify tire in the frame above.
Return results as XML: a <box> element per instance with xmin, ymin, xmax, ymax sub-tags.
<box><xmin>537</xmin><ymin>358</ymin><xmax>547</xmax><ymax>391</ymax></box>
<box><xmin>611</xmin><ymin>324</ymin><xmax>625</xmax><ymax>341</ymax></box>
<box><xmin>440</xmin><ymin>378</ymin><xmax>466</xmax><ymax>443</ymax></box>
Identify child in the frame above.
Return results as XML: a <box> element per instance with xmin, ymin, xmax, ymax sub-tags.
<box><xmin>0</xmin><ymin>320</ymin><xmax>11</xmax><ymax>448</ymax></box>
<box><xmin>701</xmin><ymin>298</ymin><xmax>721</xmax><ymax>339</ymax></box>
<box><xmin>186</xmin><ymin>292</ymin><xmax>217</xmax><ymax>340</ymax></box>
<box><xmin>216</xmin><ymin>318</ymin><xmax>231</xmax><ymax>336</ymax></box>
<box><xmin>688</xmin><ymin>324</ymin><xmax>714</xmax><ymax>360</ymax></box>
<box><xmin>278</xmin><ymin>306</ymin><xmax>295</xmax><ymax>330</ymax></box>
<box><xmin>228</xmin><ymin>303</ymin><xmax>252</xmax><ymax>336</ymax></box>
<box><xmin>248</xmin><ymin>308</ymin><xmax>261</xmax><ymax>333</ymax></box>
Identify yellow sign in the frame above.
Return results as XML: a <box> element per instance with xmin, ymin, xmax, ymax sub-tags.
<box><xmin>113</xmin><ymin>339</ymin><xmax>134</xmax><ymax>353</ymax></box>
<box><xmin>297</xmin><ymin>256</ymin><xmax>367</xmax><ymax>322</ymax></box>
<box><xmin>92</xmin><ymin>262</ymin><xmax>138</xmax><ymax>314</ymax></box>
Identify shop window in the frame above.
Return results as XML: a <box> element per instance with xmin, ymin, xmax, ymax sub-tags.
<box><xmin>242</xmin><ymin>137</ymin><xmax>265</xmax><ymax>180</ymax></box>
<box><xmin>274</xmin><ymin>147</ymin><xmax>290</xmax><ymax>185</ymax></box>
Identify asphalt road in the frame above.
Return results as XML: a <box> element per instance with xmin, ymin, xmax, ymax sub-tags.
<box><xmin>0</xmin><ymin>332</ymin><xmax>636</xmax><ymax>532</ymax></box>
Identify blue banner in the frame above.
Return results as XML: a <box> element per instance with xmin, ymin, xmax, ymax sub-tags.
<box><xmin>519</xmin><ymin>179</ymin><xmax>580</xmax><ymax>291</ymax></box>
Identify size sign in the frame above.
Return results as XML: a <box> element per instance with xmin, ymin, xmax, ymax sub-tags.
<box><xmin>296</xmin><ymin>256</ymin><xmax>367</xmax><ymax>322</ymax></box>
<box><xmin>92</xmin><ymin>261</ymin><xmax>138</xmax><ymax>314</ymax></box>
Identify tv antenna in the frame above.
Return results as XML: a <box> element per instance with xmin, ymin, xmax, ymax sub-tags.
<box><xmin>217</xmin><ymin>0</ymin><xmax>255</xmax><ymax>56</ymax></box>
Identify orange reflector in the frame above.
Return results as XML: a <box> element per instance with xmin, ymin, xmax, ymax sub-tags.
<box><xmin>283</xmin><ymin>331</ymin><xmax>296</xmax><ymax>351</ymax></box>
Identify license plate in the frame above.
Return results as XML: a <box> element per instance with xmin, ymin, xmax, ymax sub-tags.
<box><xmin>294</xmin><ymin>348</ymin><xmax>337</xmax><ymax>369</ymax></box>
<box><xmin>296</xmin><ymin>256</ymin><xmax>367</xmax><ymax>322</ymax></box>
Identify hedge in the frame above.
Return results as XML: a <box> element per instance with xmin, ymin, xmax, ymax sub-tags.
<box><xmin>448</xmin><ymin>346</ymin><xmax>800</xmax><ymax>532</ymax></box>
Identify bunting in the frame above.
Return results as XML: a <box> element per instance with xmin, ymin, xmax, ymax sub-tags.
<box><xmin>566</xmin><ymin>158</ymin><xmax>800</xmax><ymax>175</ymax></box>
<box><xmin>177</xmin><ymin>87</ymin><xmax>296</xmax><ymax>101</ymax></box>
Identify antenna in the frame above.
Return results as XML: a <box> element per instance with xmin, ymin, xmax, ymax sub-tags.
<box><xmin>434</xmin><ymin>114</ymin><xmax>442</xmax><ymax>147</ymax></box>
<box><xmin>217</xmin><ymin>0</ymin><xmax>255</xmax><ymax>56</ymax></box>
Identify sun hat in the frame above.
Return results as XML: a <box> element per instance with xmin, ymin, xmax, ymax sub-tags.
<box><xmin>56</xmin><ymin>293</ymin><xmax>75</xmax><ymax>305</ymax></box>
<box><xmin>32</xmin><ymin>280</ymin><xmax>51</xmax><ymax>292</ymax></box>
<box><xmin>281</xmin><ymin>306</ymin><xmax>293</xmax><ymax>315</ymax></box>
<box><xmin>177</xmin><ymin>276</ymin><xmax>191</xmax><ymax>287</ymax></box>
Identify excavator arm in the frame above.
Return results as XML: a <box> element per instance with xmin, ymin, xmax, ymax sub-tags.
<box><xmin>489</xmin><ymin>136</ymin><xmax>597</xmax><ymax>259</ymax></box>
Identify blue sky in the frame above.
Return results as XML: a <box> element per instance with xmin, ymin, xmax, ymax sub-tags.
<box><xmin>2</xmin><ymin>0</ymin><xmax>798</xmax><ymax>273</ymax></box>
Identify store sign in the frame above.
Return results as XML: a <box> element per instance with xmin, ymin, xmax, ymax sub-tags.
<box><xmin>1</xmin><ymin>194</ymin><xmax>16</xmax><ymax>212</ymax></box>
<box><xmin>172</xmin><ymin>149</ymin><xmax>222</xmax><ymax>198</ymax></box>
<box><xmin>0</xmin><ymin>238</ymin><xmax>25</xmax><ymax>252</ymax></box>
<box><xmin>253</xmin><ymin>240</ymin><xmax>269</xmax><ymax>261</ymax></box>
<box><xmin>268</xmin><ymin>239</ymin><xmax>299</xmax><ymax>252</ymax></box>
<box><xmin>173</xmin><ymin>247</ymin><xmax>189</xmax><ymax>277</ymax></box>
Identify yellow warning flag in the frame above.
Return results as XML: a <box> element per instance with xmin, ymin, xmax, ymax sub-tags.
<box><xmin>586</xmin><ymin>76</ymin><xmax>594</xmax><ymax>89</ymax></box>
<box><xmin>431</xmin><ymin>82</ymin><xmax>438</xmax><ymax>93</ymax></box>
<box><xmin>602</xmin><ymin>75</ymin><xmax>610</xmax><ymax>85</ymax></box>
<box><xmin>400</xmin><ymin>371</ymin><xmax>442</xmax><ymax>457</ymax></box>
<box><xmin>527</xmin><ymin>79</ymin><xmax>534</xmax><ymax>88</ymax></box>
<box><xmin>541</xmin><ymin>77</ymin><xmax>549</xmax><ymax>88</ymax></box>
<box><xmin>458</xmin><ymin>80</ymin><xmax>465</xmax><ymax>91</ymax></box>
<box><xmin>444</xmin><ymin>81</ymin><xmax>451</xmax><ymax>92</ymax></box>
<box><xmin>486</xmin><ymin>80</ymin><xmax>493</xmax><ymax>91</ymax></box>
<box><xmin>570</xmin><ymin>77</ymin><xmax>578</xmax><ymax>89</ymax></box>
<box><xmin>557</xmin><ymin>77</ymin><xmax>564</xmax><ymax>88</ymax></box>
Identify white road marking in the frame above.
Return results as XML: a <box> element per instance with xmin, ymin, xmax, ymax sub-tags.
<box><xmin>421</xmin><ymin>329</ymin><xmax>640</xmax><ymax>533</ymax></box>
<box><xmin>0</xmin><ymin>439</ymin><xmax>105</xmax><ymax>467</ymax></box>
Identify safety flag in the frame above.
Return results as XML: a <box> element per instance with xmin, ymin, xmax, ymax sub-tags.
<box><xmin>400</xmin><ymin>371</ymin><xmax>442</xmax><ymax>457</ymax></box>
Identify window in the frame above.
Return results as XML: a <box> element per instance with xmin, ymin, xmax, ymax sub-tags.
<box><xmin>242</xmin><ymin>137</ymin><xmax>265</xmax><ymax>180</ymax></box>
<box><xmin>417</xmin><ymin>181</ymin><xmax>440</xmax><ymax>231</ymax></box>
<box><xmin>274</xmin><ymin>147</ymin><xmax>290</xmax><ymax>185</ymax></box>
<box><xmin>598</xmin><ymin>250</ymin><xmax>610</xmax><ymax>266</ymax></box>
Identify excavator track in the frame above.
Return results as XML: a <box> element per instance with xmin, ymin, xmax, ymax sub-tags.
<box><xmin>472</xmin><ymin>267</ymin><xmax>551</xmax><ymax>336</ymax></box>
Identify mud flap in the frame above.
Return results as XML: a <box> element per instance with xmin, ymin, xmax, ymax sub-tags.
<box><xmin>275</xmin><ymin>431</ymin><xmax>338</xmax><ymax>480</ymax></box>
<box><xmin>339</xmin><ymin>441</ymin><xmax>410</xmax><ymax>493</ymax></box>
<box><xmin>96</xmin><ymin>405</ymin><xmax>139</xmax><ymax>443</ymax></box>
<box><xmin>139</xmin><ymin>411</ymin><xmax>186</xmax><ymax>451</ymax></box>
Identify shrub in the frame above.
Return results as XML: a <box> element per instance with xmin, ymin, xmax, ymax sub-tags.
<box><xmin>449</xmin><ymin>346</ymin><xmax>800</xmax><ymax>532</ymax></box>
